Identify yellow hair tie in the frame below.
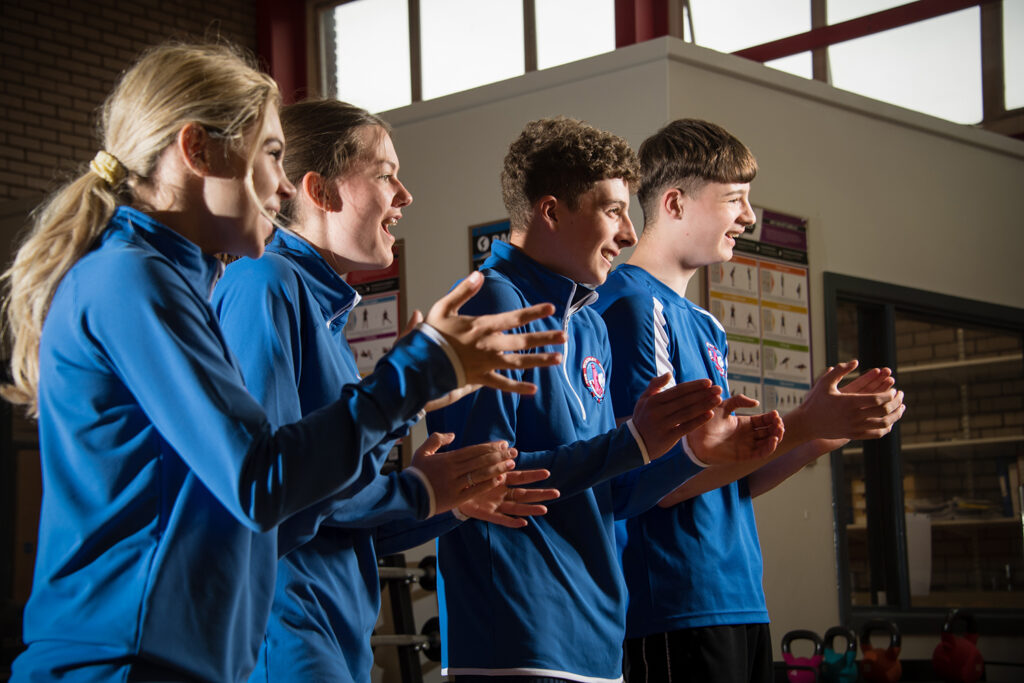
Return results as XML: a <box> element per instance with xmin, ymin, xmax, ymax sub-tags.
<box><xmin>89</xmin><ymin>150</ymin><xmax>126</xmax><ymax>187</ymax></box>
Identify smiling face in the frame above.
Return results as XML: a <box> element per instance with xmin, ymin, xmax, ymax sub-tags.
<box><xmin>318</xmin><ymin>127</ymin><xmax>412</xmax><ymax>274</ymax></box>
<box><xmin>676</xmin><ymin>180</ymin><xmax>755</xmax><ymax>271</ymax></box>
<box><xmin>552</xmin><ymin>178</ymin><xmax>637</xmax><ymax>286</ymax></box>
<box><xmin>203</xmin><ymin>100</ymin><xmax>296</xmax><ymax>258</ymax></box>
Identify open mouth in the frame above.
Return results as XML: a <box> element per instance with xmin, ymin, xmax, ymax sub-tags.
<box><xmin>382</xmin><ymin>216</ymin><xmax>399</xmax><ymax>235</ymax></box>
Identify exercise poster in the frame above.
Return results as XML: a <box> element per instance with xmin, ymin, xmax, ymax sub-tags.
<box><xmin>707</xmin><ymin>208</ymin><xmax>812</xmax><ymax>414</ymax></box>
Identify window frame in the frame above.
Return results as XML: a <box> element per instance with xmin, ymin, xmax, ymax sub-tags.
<box><xmin>824</xmin><ymin>272</ymin><xmax>1024</xmax><ymax>635</ymax></box>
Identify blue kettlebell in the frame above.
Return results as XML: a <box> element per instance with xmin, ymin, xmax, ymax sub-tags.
<box><xmin>821</xmin><ymin>625</ymin><xmax>858</xmax><ymax>683</ymax></box>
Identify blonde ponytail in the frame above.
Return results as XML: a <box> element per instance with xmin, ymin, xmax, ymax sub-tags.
<box><xmin>1</xmin><ymin>41</ymin><xmax>279</xmax><ymax>415</ymax></box>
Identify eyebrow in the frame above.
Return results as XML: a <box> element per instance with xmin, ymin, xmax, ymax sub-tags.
<box><xmin>263</xmin><ymin>136</ymin><xmax>284</xmax><ymax>148</ymax></box>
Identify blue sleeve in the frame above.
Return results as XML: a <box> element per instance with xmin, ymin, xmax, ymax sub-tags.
<box><xmin>609</xmin><ymin>444</ymin><xmax>700</xmax><ymax>519</ymax></box>
<box><xmin>84</xmin><ymin>255</ymin><xmax>455</xmax><ymax>532</ymax></box>
<box><xmin>275</xmin><ymin>470</ymin><xmax>429</xmax><ymax>556</ymax></box>
<box><xmin>375</xmin><ymin>513</ymin><xmax>463</xmax><ymax>557</ymax></box>
<box><xmin>214</xmin><ymin>258</ymin><xmax>428</xmax><ymax>543</ymax></box>
<box><xmin>600</xmin><ymin>294</ymin><xmax>663</xmax><ymax>420</ymax></box>
<box><xmin>426</xmin><ymin>277</ymin><xmax>646</xmax><ymax>500</ymax></box>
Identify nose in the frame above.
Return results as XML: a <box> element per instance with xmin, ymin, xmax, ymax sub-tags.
<box><xmin>617</xmin><ymin>211</ymin><xmax>637</xmax><ymax>248</ymax></box>
<box><xmin>394</xmin><ymin>179</ymin><xmax>413</xmax><ymax>208</ymax></box>
<box><xmin>739</xmin><ymin>197</ymin><xmax>755</xmax><ymax>226</ymax></box>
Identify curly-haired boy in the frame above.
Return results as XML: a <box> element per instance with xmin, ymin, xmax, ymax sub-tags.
<box><xmin>426</xmin><ymin>117</ymin><xmax>778</xmax><ymax>682</ymax></box>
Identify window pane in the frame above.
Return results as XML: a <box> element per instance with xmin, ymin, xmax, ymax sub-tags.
<box><xmin>894</xmin><ymin>314</ymin><xmax>1024</xmax><ymax>609</ymax></box>
<box><xmin>827</xmin><ymin>0</ymin><xmax>907</xmax><ymax>24</ymax></box>
<box><xmin>332</xmin><ymin>0</ymin><xmax>412</xmax><ymax>113</ymax></box>
<box><xmin>828</xmin><ymin>8</ymin><xmax>982</xmax><ymax>124</ymax></box>
<box><xmin>1006</xmin><ymin>0</ymin><xmax>1024</xmax><ymax>110</ymax></box>
<box><xmin>688</xmin><ymin>0</ymin><xmax>810</xmax><ymax>53</ymax></box>
<box><xmin>421</xmin><ymin>0</ymin><xmax>524</xmax><ymax>100</ymax></box>
<box><xmin>765</xmin><ymin>52</ymin><xmax>812</xmax><ymax>79</ymax></box>
<box><xmin>535</xmin><ymin>0</ymin><xmax>615</xmax><ymax>70</ymax></box>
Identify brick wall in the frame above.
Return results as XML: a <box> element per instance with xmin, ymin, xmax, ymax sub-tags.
<box><xmin>0</xmin><ymin>0</ymin><xmax>257</xmax><ymax>203</ymax></box>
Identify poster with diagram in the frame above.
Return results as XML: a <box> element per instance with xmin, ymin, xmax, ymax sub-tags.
<box><xmin>344</xmin><ymin>241</ymin><xmax>405</xmax><ymax>471</ymax></box>
<box><xmin>707</xmin><ymin>208</ymin><xmax>811</xmax><ymax>413</ymax></box>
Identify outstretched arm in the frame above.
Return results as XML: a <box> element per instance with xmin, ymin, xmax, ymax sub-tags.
<box><xmin>746</xmin><ymin>361</ymin><xmax>904</xmax><ymax>497</ymax></box>
<box><xmin>658</xmin><ymin>361</ymin><xmax>905</xmax><ymax>507</ymax></box>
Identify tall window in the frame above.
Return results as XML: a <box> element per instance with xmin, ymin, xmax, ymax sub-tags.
<box><xmin>420</xmin><ymin>0</ymin><xmax>524</xmax><ymax>100</ymax></box>
<box><xmin>1005</xmin><ymin>0</ymin><xmax>1024</xmax><ymax>110</ymax></box>
<box><xmin>535</xmin><ymin>0</ymin><xmax>615</xmax><ymax>70</ymax></box>
<box><xmin>330</xmin><ymin>0</ymin><xmax>412</xmax><ymax>113</ymax></box>
<box><xmin>321</xmin><ymin>0</ymin><xmax>615</xmax><ymax>112</ymax></box>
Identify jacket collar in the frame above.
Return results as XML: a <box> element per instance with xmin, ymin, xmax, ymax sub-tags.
<box><xmin>107</xmin><ymin>206</ymin><xmax>224</xmax><ymax>300</ymax></box>
<box><xmin>485</xmin><ymin>240</ymin><xmax>598</xmax><ymax>322</ymax></box>
<box><xmin>266</xmin><ymin>228</ymin><xmax>360</xmax><ymax>328</ymax></box>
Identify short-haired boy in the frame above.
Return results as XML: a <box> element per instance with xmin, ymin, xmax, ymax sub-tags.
<box><xmin>595</xmin><ymin>119</ymin><xmax>906</xmax><ymax>683</ymax></box>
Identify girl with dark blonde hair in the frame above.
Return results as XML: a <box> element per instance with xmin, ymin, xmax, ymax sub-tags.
<box><xmin>3</xmin><ymin>43</ymin><xmax>563</xmax><ymax>682</ymax></box>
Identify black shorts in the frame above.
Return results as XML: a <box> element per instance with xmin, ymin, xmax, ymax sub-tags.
<box><xmin>623</xmin><ymin>623</ymin><xmax>773</xmax><ymax>683</ymax></box>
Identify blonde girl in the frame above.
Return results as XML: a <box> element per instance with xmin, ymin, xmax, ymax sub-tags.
<box><xmin>3</xmin><ymin>42</ymin><xmax>562</xmax><ymax>682</ymax></box>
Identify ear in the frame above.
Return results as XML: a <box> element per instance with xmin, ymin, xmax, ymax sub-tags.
<box><xmin>178</xmin><ymin>123</ymin><xmax>210</xmax><ymax>175</ymax></box>
<box><xmin>536</xmin><ymin>195</ymin><xmax>559</xmax><ymax>229</ymax></box>
<box><xmin>663</xmin><ymin>187</ymin><xmax>685</xmax><ymax>220</ymax></box>
<box><xmin>301</xmin><ymin>171</ymin><xmax>340</xmax><ymax>212</ymax></box>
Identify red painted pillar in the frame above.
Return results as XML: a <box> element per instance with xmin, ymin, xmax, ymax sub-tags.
<box><xmin>615</xmin><ymin>0</ymin><xmax>671</xmax><ymax>48</ymax></box>
<box><xmin>255</xmin><ymin>0</ymin><xmax>308</xmax><ymax>104</ymax></box>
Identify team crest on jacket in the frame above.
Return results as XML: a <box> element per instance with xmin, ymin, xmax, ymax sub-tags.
<box><xmin>581</xmin><ymin>356</ymin><xmax>606</xmax><ymax>402</ymax></box>
<box><xmin>706</xmin><ymin>342</ymin><xmax>727</xmax><ymax>380</ymax></box>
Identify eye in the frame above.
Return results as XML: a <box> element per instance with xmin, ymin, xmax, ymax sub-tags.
<box><xmin>379</xmin><ymin>174</ymin><xmax>393</xmax><ymax>182</ymax></box>
<box><xmin>269</xmin><ymin>148</ymin><xmax>283</xmax><ymax>161</ymax></box>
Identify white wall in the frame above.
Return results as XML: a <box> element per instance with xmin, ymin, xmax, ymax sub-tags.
<box><xmin>382</xmin><ymin>36</ymin><xmax>1024</xmax><ymax>673</ymax></box>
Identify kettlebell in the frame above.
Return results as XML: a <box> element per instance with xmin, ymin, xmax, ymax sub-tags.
<box><xmin>932</xmin><ymin>609</ymin><xmax>984</xmax><ymax>683</ymax></box>
<box><xmin>821</xmin><ymin>626</ymin><xmax>858</xmax><ymax>683</ymax></box>
<box><xmin>860</xmin><ymin>619</ymin><xmax>901</xmax><ymax>683</ymax></box>
<box><xmin>782</xmin><ymin>629</ymin><xmax>824</xmax><ymax>683</ymax></box>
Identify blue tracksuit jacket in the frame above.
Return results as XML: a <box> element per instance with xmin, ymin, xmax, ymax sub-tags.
<box><xmin>12</xmin><ymin>207</ymin><xmax>457</xmax><ymax>683</ymax></box>
<box><xmin>427</xmin><ymin>241</ymin><xmax>700</xmax><ymax>682</ymax></box>
<box><xmin>214</xmin><ymin>229</ymin><xmax>461</xmax><ymax>682</ymax></box>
